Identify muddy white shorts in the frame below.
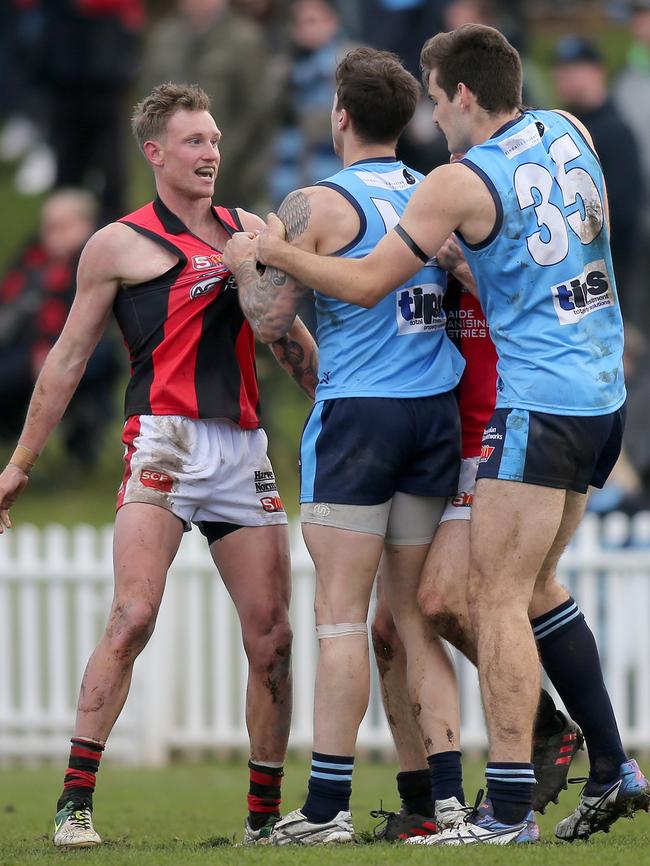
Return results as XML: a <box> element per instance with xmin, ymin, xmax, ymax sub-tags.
<box><xmin>439</xmin><ymin>456</ymin><xmax>480</xmax><ymax>523</ymax></box>
<box><xmin>116</xmin><ymin>415</ymin><xmax>287</xmax><ymax>538</ymax></box>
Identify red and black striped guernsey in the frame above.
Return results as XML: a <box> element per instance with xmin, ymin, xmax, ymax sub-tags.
<box><xmin>114</xmin><ymin>197</ymin><xmax>260</xmax><ymax>428</ymax></box>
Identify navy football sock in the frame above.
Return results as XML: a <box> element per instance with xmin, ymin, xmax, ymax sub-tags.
<box><xmin>486</xmin><ymin>762</ymin><xmax>534</xmax><ymax>825</ymax></box>
<box><xmin>428</xmin><ymin>751</ymin><xmax>464</xmax><ymax>805</ymax></box>
<box><xmin>302</xmin><ymin>752</ymin><xmax>353</xmax><ymax>823</ymax></box>
<box><xmin>533</xmin><ymin>597</ymin><xmax>626</xmax><ymax>783</ymax></box>
<box><xmin>396</xmin><ymin>769</ymin><xmax>434</xmax><ymax>816</ymax></box>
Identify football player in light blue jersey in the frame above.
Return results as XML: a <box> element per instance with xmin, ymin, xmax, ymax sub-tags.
<box><xmin>256</xmin><ymin>24</ymin><xmax>650</xmax><ymax>846</ymax></box>
<box><xmin>223</xmin><ymin>47</ymin><xmax>467</xmax><ymax>845</ymax></box>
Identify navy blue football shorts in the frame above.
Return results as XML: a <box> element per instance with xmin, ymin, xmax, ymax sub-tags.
<box><xmin>299</xmin><ymin>392</ymin><xmax>461</xmax><ymax>505</ymax></box>
<box><xmin>476</xmin><ymin>405</ymin><xmax>626</xmax><ymax>494</ymax></box>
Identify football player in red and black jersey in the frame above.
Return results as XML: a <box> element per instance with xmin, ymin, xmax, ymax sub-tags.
<box><xmin>0</xmin><ymin>83</ymin><xmax>317</xmax><ymax>848</ymax></box>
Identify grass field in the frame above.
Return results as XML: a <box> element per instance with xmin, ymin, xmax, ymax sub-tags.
<box><xmin>2</xmin><ymin>756</ymin><xmax>649</xmax><ymax>864</ymax></box>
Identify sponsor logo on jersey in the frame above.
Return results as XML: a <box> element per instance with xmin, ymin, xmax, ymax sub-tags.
<box><xmin>498</xmin><ymin>122</ymin><xmax>542</xmax><ymax>159</ymax></box>
<box><xmin>445</xmin><ymin>308</ymin><xmax>489</xmax><ymax>340</ymax></box>
<box><xmin>451</xmin><ymin>491</ymin><xmax>473</xmax><ymax>508</ymax></box>
<box><xmin>140</xmin><ymin>468</ymin><xmax>174</xmax><ymax>492</ymax></box>
<box><xmin>354</xmin><ymin>167</ymin><xmax>420</xmax><ymax>191</ymax></box>
<box><xmin>254</xmin><ymin>469</ymin><xmax>278</xmax><ymax>494</ymax></box>
<box><xmin>479</xmin><ymin>444</ymin><xmax>495</xmax><ymax>462</ymax></box>
<box><xmin>189</xmin><ymin>275</ymin><xmax>223</xmax><ymax>299</ymax></box>
<box><xmin>550</xmin><ymin>259</ymin><xmax>615</xmax><ymax>325</ymax></box>
<box><xmin>192</xmin><ymin>253</ymin><xmax>222</xmax><ymax>270</ymax></box>
<box><xmin>396</xmin><ymin>283</ymin><xmax>446</xmax><ymax>335</ymax></box>
<box><xmin>260</xmin><ymin>495</ymin><xmax>284</xmax><ymax>513</ymax></box>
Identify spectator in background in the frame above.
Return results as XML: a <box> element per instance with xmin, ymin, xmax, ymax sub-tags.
<box><xmin>142</xmin><ymin>0</ymin><xmax>273</xmax><ymax>213</ymax></box>
<box><xmin>271</xmin><ymin>0</ymin><xmax>355</xmax><ymax>205</ymax></box>
<box><xmin>0</xmin><ymin>189</ymin><xmax>121</xmax><ymax>467</ymax></box>
<box><xmin>614</xmin><ymin>0</ymin><xmax>650</xmax><ymax>332</ymax></box>
<box><xmin>0</xmin><ymin>1</ymin><xmax>55</xmax><ymax>195</ymax></box>
<box><xmin>234</xmin><ymin>0</ymin><xmax>291</xmax><ymax>53</ymax></box>
<box><xmin>552</xmin><ymin>35</ymin><xmax>644</xmax><ymax>319</ymax></box>
<box><xmin>360</xmin><ymin>0</ymin><xmax>446</xmax><ymax>76</ymax></box>
<box><xmin>392</xmin><ymin>1</ymin><xmax>550</xmax><ymax>177</ymax></box>
<box><xmin>44</xmin><ymin>1</ymin><xmax>144</xmax><ymax>224</ymax></box>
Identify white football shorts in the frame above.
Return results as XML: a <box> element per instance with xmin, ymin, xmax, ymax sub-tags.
<box><xmin>116</xmin><ymin>415</ymin><xmax>287</xmax><ymax>531</ymax></box>
<box><xmin>439</xmin><ymin>456</ymin><xmax>480</xmax><ymax>524</ymax></box>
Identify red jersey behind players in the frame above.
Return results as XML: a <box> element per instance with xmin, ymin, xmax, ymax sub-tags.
<box><xmin>444</xmin><ymin>277</ymin><xmax>498</xmax><ymax>458</ymax></box>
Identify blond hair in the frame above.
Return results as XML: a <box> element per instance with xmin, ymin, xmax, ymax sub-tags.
<box><xmin>131</xmin><ymin>83</ymin><xmax>212</xmax><ymax>151</ymax></box>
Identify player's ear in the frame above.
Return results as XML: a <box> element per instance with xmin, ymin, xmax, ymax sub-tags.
<box><xmin>143</xmin><ymin>139</ymin><xmax>164</xmax><ymax>167</ymax></box>
<box><xmin>337</xmin><ymin>107</ymin><xmax>350</xmax><ymax>131</ymax></box>
<box><xmin>457</xmin><ymin>82</ymin><xmax>472</xmax><ymax>111</ymax></box>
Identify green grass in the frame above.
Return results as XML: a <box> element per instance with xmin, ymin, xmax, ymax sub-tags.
<box><xmin>1</xmin><ymin>756</ymin><xmax>649</xmax><ymax>864</ymax></box>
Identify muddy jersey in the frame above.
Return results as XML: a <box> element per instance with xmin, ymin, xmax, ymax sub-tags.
<box><xmin>313</xmin><ymin>157</ymin><xmax>464</xmax><ymax>400</ymax></box>
<box><xmin>114</xmin><ymin>197</ymin><xmax>259</xmax><ymax>427</ymax></box>
<box><xmin>444</xmin><ymin>278</ymin><xmax>498</xmax><ymax>458</ymax></box>
<box><xmin>457</xmin><ymin>109</ymin><xmax>625</xmax><ymax>416</ymax></box>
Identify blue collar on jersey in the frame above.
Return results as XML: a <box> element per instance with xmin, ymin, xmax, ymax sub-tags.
<box><xmin>347</xmin><ymin>155</ymin><xmax>398</xmax><ymax>167</ymax></box>
<box><xmin>489</xmin><ymin>112</ymin><xmax>527</xmax><ymax>140</ymax></box>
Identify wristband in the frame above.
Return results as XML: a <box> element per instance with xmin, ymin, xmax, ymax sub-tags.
<box><xmin>8</xmin><ymin>443</ymin><xmax>39</xmax><ymax>475</ymax></box>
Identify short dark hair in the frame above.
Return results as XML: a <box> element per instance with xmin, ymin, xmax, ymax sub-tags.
<box><xmin>131</xmin><ymin>83</ymin><xmax>212</xmax><ymax>151</ymax></box>
<box><xmin>335</xmin><ymin>47</ymin><xmax>420</xmax><ymax>144</ymax></box>
<box><xmin>420</xmin><ymin>24</ymin><xmax>522</xmax><ymax>114</ymax></box>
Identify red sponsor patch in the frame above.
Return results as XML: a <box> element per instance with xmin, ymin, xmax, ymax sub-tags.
<box><xmin>140</xmin><ymin>469</ymin><xmax>173</xmax><ymax>492</ymax></box>
<box><xmin>479</xmin><ymin>444</ymin><xmax>495</xmax><ymax>462</ymax></box>
<box><xmin>451</xmin><ymin>491</ymin><xmax>473</xmax><ymax>508</ymax></box>
<box><xmin>260</xmin><ymin>495</ymin><xmax>284</xmax><ymax>513</ymax></box>
<box><xmin>191</xmin><ymin>253</ymin><xmax>222</xmax><ymax>270</ymax></box>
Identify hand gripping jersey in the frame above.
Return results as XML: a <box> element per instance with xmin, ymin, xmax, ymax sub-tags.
<box><xmin>314</xmin><ymin>158</ymin><xmax>464</xmax><ymax>400</ymax></box>
<box><xmin>457</xmin><ymin>110</ymin><xmax>625</xmax><ymax>416</ymax></box>
<box><xmin>444</xmin><ymin>277</ymin><xmax>498</xmax><ymax>458</ymax></box>
<box><xmin>114</xmin><ymin>197</ymin><xmax>260</xmax><ymax>427</ymax></box>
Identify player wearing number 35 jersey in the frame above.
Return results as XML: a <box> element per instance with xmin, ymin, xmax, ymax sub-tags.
<box><xmin>461</xmin><ymin>107</ymin><xmax>625</xmax><ymax>492</ymax></box>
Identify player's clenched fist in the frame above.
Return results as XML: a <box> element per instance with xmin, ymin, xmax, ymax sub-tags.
<box><xmin>256</xmin><ymin>213</ymin><xmax>287</xmax><ymax>266</ymax></box>
<box><xmin>0</xmin><ymin>465</ymin><xmax>29</xmax><ymax>532</ymax></box>
<box><xmin>222</xmin><ymin>231</ymin><xmax>258</xmax><ymax>274</ymax></box>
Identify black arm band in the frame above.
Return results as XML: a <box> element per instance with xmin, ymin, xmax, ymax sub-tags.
<box><xmin>394</xmin><ymin>224</ymin><xmax>430</xmax><ymax>264</ymax></box>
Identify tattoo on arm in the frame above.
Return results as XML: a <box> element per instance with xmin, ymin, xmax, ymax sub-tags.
<box><xmin>270</xmin><ymin>334</ymin><xmax>319</xmax><ymax>400</ymax></box>
<box><xmin>234</xmin><ymin>192</ymin><xmax>312</xmax><ymax>340</ymax></box>
<box><xmin>277</xmin><ymin>190</ymin><xmax>311</xmax><ymax>242</ymax></box>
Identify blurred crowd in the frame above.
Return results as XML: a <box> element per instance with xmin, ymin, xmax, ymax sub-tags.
<box><xmin>1</xmin><ymin>0</ymin><xmax>650</xmax><ymax>508</ymax></box>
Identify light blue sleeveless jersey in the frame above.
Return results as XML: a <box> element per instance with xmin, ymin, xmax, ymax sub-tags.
<box><xmin>314</xmin><ymin>158</ymin><xmax>464</xmax><ymax>400</ymax></box>
<box><xmin>457</xmin><ymin>110</ymin><xmax>625</xmax><ymax>416</ymax></box>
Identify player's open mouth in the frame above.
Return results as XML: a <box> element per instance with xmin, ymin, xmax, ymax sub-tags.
<box><xmin>195</xmin><ymin>167</ymin><xmax>215</xmax><ymax>179</ymax></box>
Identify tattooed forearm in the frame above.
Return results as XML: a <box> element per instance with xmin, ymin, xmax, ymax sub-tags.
<box><xmin>231</xmin><ymin>191</ymin><xmax>312</xmax><ymax>341</ymax></box>
<box><xmin>277</xmin><ymin>190</ymin><xmax>311</xmax><ymax>242</ymax></box>
<box><xmin>270</xmin><ymin>337</ymin><xmax>319</xmax><ymax>400</ymax></box>
<box><xmin>233</xmin><ymin>257</ymin><xmax>303</xmax><ymax>342</ymax></box>
<box><xmin>269</xmin><ymin>318</ymin><xmax>319</xmax><ymax>399</ymax></box>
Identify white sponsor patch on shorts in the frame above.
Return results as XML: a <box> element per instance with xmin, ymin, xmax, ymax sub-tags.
<box><xmin>440</xmin><ymin>456</ymin><xmax>480</xmax><ymax>523</ymax></box>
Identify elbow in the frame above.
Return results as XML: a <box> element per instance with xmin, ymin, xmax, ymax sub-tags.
<box><xmin>355</xmin><ymin>288</ymin><xmax>384</xmax><ymax>309</ymax></box>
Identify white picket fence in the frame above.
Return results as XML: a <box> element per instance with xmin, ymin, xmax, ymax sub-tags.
<box><xmin>1</xmin><ymin>512</ymin><xmax>650</xmax><ymax>765</ymax></box>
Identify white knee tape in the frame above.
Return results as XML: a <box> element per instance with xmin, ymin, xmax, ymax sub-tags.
<box><xmin>316</xmin><ymin>622</ymin><xmax>368</xmax><ymax>639</ymax></box>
